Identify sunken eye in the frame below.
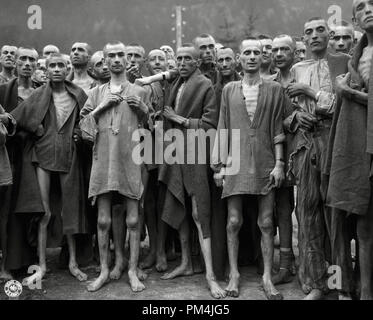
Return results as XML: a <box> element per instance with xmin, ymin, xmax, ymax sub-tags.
<box><xmin>272</xmin><ymin>48</ymin><xmax>279</xmax><ymax>53</ymax></box>
<box><xmin>317</xmin><ymin>27</ymin><xmax>325</xmax><ymax>33</ymax></box>
<box><xmin>108</xmin><ymin>54</ymin><xmax>115</xmax><ymax>58</ymax></box>
<box><xmin>305</xmin><ymin>29</ymin><xmax>312</xmax><ymax>35</ymax></box>
<box><xmin>208</xmin><ymin>44</ymin><xmax>215</xmax><ymax>49</ymax></box>
<box><xmin>200</xmin><ymin>46</ymin><xmax>207</xmax><ymax>50</ymax></box>
<box><xmin>95</xmin><ymin>62</ymin><xmax>103</xmax><ymax>68</ymax></box>
<box><xmin>356</xmin><ymin>3</ymin><xmax>364</xmax><ymax>11</ymax></box>
<box><xmin>217</xmin><ymin>59</ymin><xmax>224</xmax><ymax>63</ymax></box>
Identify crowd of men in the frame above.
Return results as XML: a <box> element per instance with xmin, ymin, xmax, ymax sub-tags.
<box><xmin>1</xmin><ymin>0</ymin><xmax>373</xmax><ymax>300</ymax></box>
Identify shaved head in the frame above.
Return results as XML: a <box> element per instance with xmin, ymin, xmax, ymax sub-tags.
<box><xmin>240</xmin><ymin>39</ymin><xmax>263</xmax><ymax>53</ymax></box>
<box><xmin>148</xmin><ymin>49</ymin><xmax>167</xmax><ymax>59</ymax></box>
<box><xmin>216</xmin><ymin>47</ymin><xmax>235</xmax><ymax>59</ymax></box>
<box><xmin>91</xmin><ymin>50</ymin><xmax>105</xmax><ymax>64</ymax></box>
<box><xmin>273</xmin><ymin>35</ymin><xmax>296</xmax><ymax>51</ymax></box>
<box><xmin>43</xmin><ymin>44</ymin><xmax>60</xmax><ymax>58</ymax></box>
<box><xmin>176</xmin><ymin>46</ymin><xmax>200</xmax><ymax>60</ymax></box>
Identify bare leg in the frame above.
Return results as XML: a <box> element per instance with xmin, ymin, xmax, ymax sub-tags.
<box><xmin>225</xmin><ymin>195</ymin><xmax>243</xmax><ymax>297</ymax></box>
<box><xmin>110</xmin><ymin>203</ymin><xmax>127</xmax><ymax>280</ymax></box>
<box><xmin>0</xmin><ymin>187</ymin><xmax>12</xmax><ymax>281</ymax></box>
<box><xmin>258</xmin><ymin>191</ymin><xmax>283</xmax><ymax>300</ymax></box>
<box><xmin>140</xmin><ymin>170</ymin><xmax>157</xmax><ymax>269</ymax></box>
<box><xmin>357</xmin><ymin>209</ymin><xmax>373</xmax><ymax>300</ymax></box>
<box><xmin>155</xmin><ymin>219</ymin><xmax>168</xmax><ymax>272</ymax></box>
<box><xmin>273</xmin><ymin>187</ymin><xmax>295</xmax><ymax>285</ymax></box>
<box><xmin>67</xmin><ymin>234</ymin><xmax>88</xmax><ymax>281</ymax></box>
<box><xmin>87</xmin><ymin>193</ymin><xmax>111</xmax><ymax>292</ymax></box>
<box><xmin>191</xmin><ymin>196</ymin><xmax>226</xmax><ymax>299</ymax></box>
<box><xmin>0</xmin><ymin>261</ymin><xmax>12</xmax><ymax>281</ymax></box>
<box><xmin>161</xmin><ymin>217</ymin><xmax>193</xmax><ymax>280</ymax></box>
<box><xmin>126</xmin><ymin>198</ymin><xmax>145</xmax><ymax>292</ymax></box>
<box><xmin>23</xmin><ymin>167</ymin><xmax>52</xmax><ymax>287</ymax></box>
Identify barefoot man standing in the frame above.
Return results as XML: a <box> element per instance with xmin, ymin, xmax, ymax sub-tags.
<box><xmin>80</xmin><ymin>41</ymin><xmax>150</xmax><ymax>292</ymax></box>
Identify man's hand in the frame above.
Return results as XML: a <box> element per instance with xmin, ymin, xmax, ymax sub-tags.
<box><xmin>127</xmin><ymin>95</ymin><xmax>148</xmax><ymax>114</ymax></box>
<box><xmin>93</xmin><ymin>93</ymin><xmax>122</xmax><ymax>120</ymax></box>
<box><xmin>102</xmin><ymin>93</ymin><xmax>123</xmax><ymax>109</ymax></box>
<box><xmin>269</xmin><ymin>163</ymin><xmax>285</xmax><ymax>188</ymax></box>
<box><xmin>35</xmin><ymin>124</ymin><xmax>44</xmax><ymax>137</ymax></box>
<box><xmin>213</xmin><ymin>168</ymin><xmax>225</xmax><ymax>188</ymax></box>
<box><xmin>127</xmin><ymin>65</ymin><xmax>141</xmax><ymax>80</ymax></box>
<box><xmin>73</xmin><ymin>128</ymin><xmax>81</xmax><ymax>143</ymax></box>
<box><xmin>286</xmin><ymin>83</ymin><xmax>315</xmax><ymax>99</ymax></box>
<box><xmin>163</xmin><ymin>106</ymin><xmax>179</xmax><ymax>123</ymax></box>
<box><xmin>336</xmin><ymin>73</ymin><xmax>352</xmax><ymax>98</ymax></box>
<box><xmin>135</xmin><ymin>77</ymin><xmax>152</xmax><ymax>86</ymax></box>
<box><xmin>295</xmin><ymin>111</ymin><xmax>317</xmax><ymax>131</ymax></box>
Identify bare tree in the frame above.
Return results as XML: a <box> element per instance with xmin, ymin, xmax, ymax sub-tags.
<box><xmin>242</xmin><ymin>6</ymin><xmax>260</xmax><ymax>38</ymax></box>
<box><xmin>216</xmin><ymin>11</ymin><xmax>238</xmax><ymax>49</ymax></box>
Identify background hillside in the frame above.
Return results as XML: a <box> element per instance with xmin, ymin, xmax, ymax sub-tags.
<box><xmin>0</xmin><ymin>0</ymin><xmax>355</xmax><ymax>53</ymax></box>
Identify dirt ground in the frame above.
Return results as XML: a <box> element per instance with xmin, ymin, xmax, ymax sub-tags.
<box><xmin>0</xmin><ymin>213</ymin><xmax>336</xmax><ymax>300</ymax></box>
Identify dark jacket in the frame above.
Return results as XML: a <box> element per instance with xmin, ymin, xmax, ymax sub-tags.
<box><xmin>159</xmin><ymin>69</ymin><xmax>218</xmax><ymax>238</ymax></box>
<box><xmin>326</xmin><ymin>34</ymin><xmax>373</xmax><ymax>215</ymax></box>
<box><xmin>10</xmin><ymin>80</ymin><xmax>89</xmax><ymax>235</ymax></box>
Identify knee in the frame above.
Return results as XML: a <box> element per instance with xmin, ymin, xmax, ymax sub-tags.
<box><xmin>258</xmin><ymin>216</ymin><xmax>274</xmax><ymax>234</ymax></box>
<box><xmin>126</xmin><ymin>215</ymin><xmax>139</xmax><ymax>230</ymax></box>
<box><xmin>226</xmin><ymin>215</ymin><xmax>242</xmax><ymax>233</ymax></box>
<box><xmin>97</xmin><ymin>215</ymin><xmax>111</xmax><ymax>231</ymax></box>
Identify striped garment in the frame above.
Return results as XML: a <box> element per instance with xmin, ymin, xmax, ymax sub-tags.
<box><xmin>242</xmin><ymin>80</ymin><xmax>261</xmax><ymax>122</ymax></box>
<box><xmin>52</xmin><ymin>91</ymin><xmax>75</xmax><ymax>129</ymax></box>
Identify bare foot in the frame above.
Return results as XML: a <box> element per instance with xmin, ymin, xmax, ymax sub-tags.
<box><xmin>225</xmin><ymin>274</ymin><xmax>240</xmax><ymax>298</ymax></box>
<box><xmin>69</xmin><ymin>263</ymin><xmax>88</xmax><ymax>282</ymax></box>
<box><xmin>207</xmin><ymin>277</ymin><xmax>226</xmax><ymax>299</ymax></box>
<box><xmin>304</xmin><ymin>289</ymin><xmax>323</xmax><ymax>300</ymax></box>
<box><xmin>22</xmin><ymin>267</ymin><xmax>46</xmax><ymax>288</ymax></box>
<box><xmin>139</xmin><ymin>251</ymin><xmax>156</xmax><ymax>269</ymax></box>
<box><xmin>155</xmin><ymin>253</ymin><xmax>168</xmax><ymax>272</ymax></box>
<box><xmin>0</xmin><ymin>270</ymin><xmax>13</xmax><ymax>281</ymax></box>
<box><xmin>272</xmin><ymin>268</ymin><xmax>293</xmax><ymax>285</ymax></box>
<box><xmin>360</xmin><ymin>288</ymin><xmax>373</xmax><ymax>300</ymax></box>
<box><xmin>338</xmin><ymin>292</ymin><xmax>352</xmax><ymax>300</ymax></box>
<box><xmin>110</xmin><ymin>262</ymin><xmax>125</xmax><ymax>280</ymax></box>
<box><xmin>137</xmin><ymin>268</ymin><xmax>148</xmax><ymax>281</ymax></box>
<box><xmin>262</xmin><ymin>279</ymin><xmax>283</xmax><ymax>300</ymax></box>
<box><xmin>128</xmin><ymin>270</ymin><xmax>145</xmax><ymax>292</ymax></box>
<box><xmin>161</xmin><ymin>263</ymin><xmax>193</xmax><ymax>280</ymax></box>
<box><xmin>86</xmin><ymin>271</ymin><xmax>110</xmax><ymax>292</ymax></box>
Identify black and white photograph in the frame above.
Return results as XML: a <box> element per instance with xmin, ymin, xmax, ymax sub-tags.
<box><xmin>0</xmin><ymin>0</ymin><xmax>372</xmax><ymax>308</ymax></box>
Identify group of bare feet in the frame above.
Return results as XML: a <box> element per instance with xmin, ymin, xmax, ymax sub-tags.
<box><xmin>86</xmin><ymin>258</ymin><xmax>148</xmax><ymax>293</ymax></box>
